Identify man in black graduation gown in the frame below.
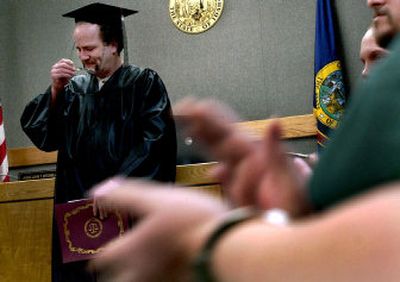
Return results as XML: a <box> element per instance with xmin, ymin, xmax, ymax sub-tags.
<box><xmin>20</xmin><ymin>3</ymin><xmax>176</xmax><ymax>281</ymax></box>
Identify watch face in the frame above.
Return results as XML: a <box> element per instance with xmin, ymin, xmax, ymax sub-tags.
<box><xmin>169</xmin><ymin>0</ymin><xmax>224</xmax><ymax>34</ymax></box>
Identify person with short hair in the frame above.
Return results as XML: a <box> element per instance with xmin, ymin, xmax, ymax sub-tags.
<box><xmin>20</xmin><ymin>3</ymin><xmax>177</xmax><ymax>281</ymax></box>
<box><xmin>360</xmin><ymin>27</ymin><xmax>389</xmax><ymax>78</ymax></box>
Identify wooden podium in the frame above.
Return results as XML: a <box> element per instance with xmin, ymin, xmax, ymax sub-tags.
<box><xmin>0</xmin><ymin>179</ymin><xmax>55</xmax><ymax>282</ymax></box>
<box><xmin>0</xmin><ymin>164</ymin><xmax>221</xmax><ymax>282</ymax></box>
<box><xmin>0</xmin><ymin>160</ymin><xmax>223</xmax><ymax>282</ymax></box>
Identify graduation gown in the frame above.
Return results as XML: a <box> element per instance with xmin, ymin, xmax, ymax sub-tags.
<box><xmin>309</xmin><ymin>35</ymin><xmax>400</xmax><ymax>211</ymax></box>
<box><xmin>21</xmin><ymin>65</ymin><xmax>177</xmax><ymax>203</ymax></box>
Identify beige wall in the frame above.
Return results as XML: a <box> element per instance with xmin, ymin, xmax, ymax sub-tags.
<box><xmin>0</xmin><ymin>0</ymin><xmax>371</xmax><ymax>158</ymax></box>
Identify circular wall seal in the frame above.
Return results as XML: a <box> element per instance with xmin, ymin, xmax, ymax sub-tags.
<box><xmin>314</xmin><ymin>60</ymin><xmax>346</xmax><ymax>129</ymax></box>
<box><xmin>169</xmin><ymin>0</ymin><xmax>224</xmax><ymax>34</ymax></box>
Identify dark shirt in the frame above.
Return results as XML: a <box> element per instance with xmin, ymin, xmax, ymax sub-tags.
<box><xmin>21</xmin><ymin>65</ymin><xmax>177</xmax><ymax>203</ymax></box>
<box><xmin>309</xmin><ymin>35</ymin><xmax>400</xmax><ymax>211</ymax></box>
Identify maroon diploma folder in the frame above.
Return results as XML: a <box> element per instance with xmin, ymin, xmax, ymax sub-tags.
<box><xmin>55</xmin><ymin>199</ymin><xmax>128</xmax><ymax>263</ymax></box>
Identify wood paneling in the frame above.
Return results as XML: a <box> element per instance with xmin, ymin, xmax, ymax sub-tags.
<box><xmin>8</xmin><ymin>147</ymin><xmax>57</xmax><ymax>168</ymax></box>
<box><xmin>0</xmin><ymin>180</ymin><xmax>54</xmax><ymax>282</ymax></box>
<box><xmin>176</xmin><ymin>162</ymin><xmax>218</xmax><ymax>186</ymax></box>
<box><xmin>8</xmin><ymin>114</ymin><xmax>316</xmax><ymax>168</ymax></box>
<box><xmin>0</xmin><ymin>179</ymin><xmax>54</xmax><ymax>202</ymax></box>
<box><xmin>235</xmin><ymin>114</ymin><xmax>316</xmax><ymax>140</ymax></box>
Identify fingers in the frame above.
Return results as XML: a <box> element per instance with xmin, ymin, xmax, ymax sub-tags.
<box><xmin>89</xmin><ymin>177</ymin><xmax>228</xmax><ymax>281</ymax></box>
<box><xmin>50</xmin><ymin>58</ymin><xmax>76</xmax><ymax>93</ymax></box>
<box><xmin>175</xmin><ymin>97</ymin><xmax>256</xmax><ymax>169</ymax></box>
<box><xmin>92</xmin><ymin>177</ymin><xmax>125</xmax><ymax>219</ymax></box>
<box><xmin>255</xmin><ymin>121</ymin><xmax>311</xmax><ymax>214</ymax></box>
<box><xmin>51</xmin><ymin>58</ymin><xmax>76</xmax><ymax>78</ymax></box>
<box><xmin>92</xmin><ymin>200</ymin><xmax>108</xmax><ymax>220</ymax></box>
<box><xmin>209</xmin><ymin>163</ymin><xmax>231</xmax><ymax>186</ymax></box>
<box><xmin>211</xmin><ymin>130</ymin><xmax>256</xmax><ymax>167</ymax></box>
<box><xmin>225</xmin><ymin>122</ymin><xmax>284</xmax><ymax>208</ymax></box>
<box><xmin>262</xmin><ymin>120</ymin><xmax>286</xmax><ymax>167</ymax></box>
<box><xmin>292</xmin><ymin>157</ymin><xmax>313</xmax><ymax>183</ymax></box>
<box><xmin>90</xmin><ymin>208</ymin><xmax>195</xmax><ymax>282</ymax></box>
<box><xmin>256</xmin><ymin>120</ymin><xmax>290</xmax><ymax>209</ymax></box>
<box><xmin>228</xmin><ymin>146</ymin><xmax>266</xmax><ymax>206</ymax></box>
<box><xmin>307</xmin><ymin>152</ymin><xmax>319</xmax><ymax>167</ymax></box>
<box><xmin>174</xmin><ymin>97</ymin><xmax>239</xmax><ymax>147</ymax></box>
<box><xmin>89</xmin><ymin>228</ymin><xmax>139</xmax><ymax>279</ymax></box>
<box><xmin>90</xmin><ymin>222</ymin><xmax>153</xmax><ymax>282</ymax></box>
<box><xmin>90</xmin><ymin>177</ymin><xmax>225</xmax><ymax>219</ymax></box>
<box><xmin>174</xmin><ymin>97</ymin><xmax>238</xmax><ymax>125</ymax></box>
<box><xmin>92</xmin><ymin>198</ymin><xmax>97</xmax><ymax>217</ymax></box>
<box><xmin>90</xmin><ymin>180</ymin><xmax>159</xmax><ymax>218</ymax></box>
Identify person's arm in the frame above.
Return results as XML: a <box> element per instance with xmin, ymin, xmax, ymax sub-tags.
<box><xmin>20</xmin><ymin>88</ymin><xmax>61</xmax><ymax>151</ymax></box>
<box><xmin>20</xmin><ymin>58</ymin><xmax>76</xmax><ymax>151</ymax></box>
<box><xmin>89</xmin><ymin>178</ymin><xmax>400</xmax><ymax>282</ymax></box>
<box><xmin>212</xmin><ymin>184</ymin><xmax>400</xmax><ymax>282</ymax></box>
<box><xmin>50</xmin><ymin>58</ymin><xmax>76</xmax><ymax>107</ymax></box>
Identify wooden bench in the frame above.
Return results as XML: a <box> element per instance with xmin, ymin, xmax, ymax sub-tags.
<box><xmin>0</xmin><ymin>114</ymin><xmax>316</xmax><ymax>282</ymax></box>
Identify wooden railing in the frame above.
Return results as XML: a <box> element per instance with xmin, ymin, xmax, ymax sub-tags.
<box><xmin>7</xmin><ymin>114</ymin><xmax>315</xmax><ymax>169</ymax></box>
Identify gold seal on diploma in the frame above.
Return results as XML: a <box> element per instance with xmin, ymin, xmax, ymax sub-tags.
<box><xmin>169</xmin><ymin>0</ymin><xmax>224</xmax><ymax>34</ymax></box>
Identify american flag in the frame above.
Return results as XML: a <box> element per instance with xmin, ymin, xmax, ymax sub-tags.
<box><xmin>0</xmin><ymin>102</ymin><xmax>9</xmax><ymax>182</ymax></box>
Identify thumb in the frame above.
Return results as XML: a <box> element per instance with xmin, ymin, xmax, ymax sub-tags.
<box><xmin>263</xmin><ymin>120</ymin><xmax>286</xmax><ymax>168</ymax></box>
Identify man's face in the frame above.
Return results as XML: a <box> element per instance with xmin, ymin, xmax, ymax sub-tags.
<box><xmin>367</xmin><ymin>0</ymin><xmax>399</xmax><ymax>47</ymax></box>
<box><xmin>360</xmin><ymin>28</ymin><xmax>389</xmax><ymax>78</ymax></box>
<box><xmin>73</xmin><ymin>22</ymin><xmax>117</xmax><ymax>78</ymax></box>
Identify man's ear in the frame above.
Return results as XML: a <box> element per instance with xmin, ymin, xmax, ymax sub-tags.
<box><xmin>109</xmin><ymin>40</ymin><xmax>118</xmax><ymax>54</ymax></box>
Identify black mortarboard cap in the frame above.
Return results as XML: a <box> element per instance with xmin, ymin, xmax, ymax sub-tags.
<box><xmin>63</xmin><ymin>3</ymin><xmax>137</xmax><ymax>65</ymax></box>
<box><xmin>62</xmin><ymin>2</ymin><xmax>137</xmax><ymax>25</ymax></box>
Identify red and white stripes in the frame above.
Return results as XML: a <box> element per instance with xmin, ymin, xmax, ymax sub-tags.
<box><xmin>0</xmin><ymin>104</ymin><xmax>9</xmax><ymax>182</ymax></box>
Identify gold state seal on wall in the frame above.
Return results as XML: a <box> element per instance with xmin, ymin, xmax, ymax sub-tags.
<box><xmin>169</xmin><ymin>0</ymin><xmax>224</xmax><ymax>34</ymax></box>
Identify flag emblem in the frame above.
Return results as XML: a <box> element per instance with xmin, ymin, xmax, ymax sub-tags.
<box><xmin>314</xmin><ymin>60</ymin><xmax>345</xmax><ymax>129</ymax></box>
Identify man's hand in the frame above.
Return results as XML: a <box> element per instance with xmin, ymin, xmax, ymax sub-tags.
<box><xmin>92</xmin><ymin>177</ymin><xmax>125</xmax><ymax>220</ymax></box>
<box><xmin>50</xmin><ymin>58</ymin><xmax>76</xmax><ymax>100</ymax></box>
<box><xmin>89</xmin><ymin>178</ymin><xmax>228</xmax><ymax>282</ymax></box>
<box><xmin>174</xmin><ymin>97</ymin><xmax>255</xmax><ymax>166</ymax></box>
<box><xmin>174</xmin><ymin>98</ymin><xmax>312</xmax><ymax>215</ymax></box>
<box><xmin>254</xmin><ymin>121</ymin><xmax>312</xmax><ymax>216</ymax></box>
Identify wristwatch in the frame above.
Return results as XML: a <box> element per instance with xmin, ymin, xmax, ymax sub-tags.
<box><xmin>192</xmin><ymin>207</ymin><xmax>257</xmax><ymax>282</ymax></box>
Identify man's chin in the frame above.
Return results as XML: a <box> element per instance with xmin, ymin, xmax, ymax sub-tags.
<box><xmin>82</xmin><ymin>66</ymin><xmax>96</xmax><ymax>75</ymax></box>
<box><xmin>374</xmin><ymin>16</ymin><xmax>390</xmax><ymax>30</ymax></box>
<box><xmin>81</xmin><ymin>67</ymin><xmax>95</xmax><ymax>75</ymax></box>
<box><xmin>376</xmin><ymin>30</ymin><xmax>396</xmax><ymax>49</ymax></box>
<box><xmin>373</xmin><ymin>21</ymin><xmax>396</xmax><ymax>48</ymax></box>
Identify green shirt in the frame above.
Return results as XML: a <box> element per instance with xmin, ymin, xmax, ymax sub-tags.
<box><xmin>309</xmin><ymin>35</ymin><xmax>400</xmax><ymax>211</ymax></box>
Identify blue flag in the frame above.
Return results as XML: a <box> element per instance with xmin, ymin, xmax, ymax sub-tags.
<box><xmin>314</xmin><ymin>0</ymin><xmax>346</xmax><ymax>149</ymax></box>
